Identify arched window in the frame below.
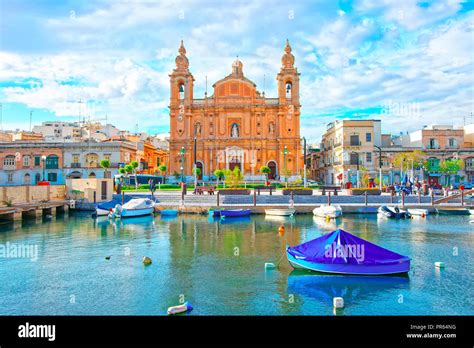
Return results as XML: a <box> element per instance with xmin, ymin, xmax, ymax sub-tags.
<box><xmin>24</xmin><ymin>173</ymin><xmax>31</xmax><ymax>185</ymax></box>
<box><xmin>285</xmin><ymin>82</ymin><xmax>292</xmax><ymax>98</ymax></box>
<box><xmin>179</xmin><ymin>82</ymin><xmax>185</xmax><ymax>100</ymax></box>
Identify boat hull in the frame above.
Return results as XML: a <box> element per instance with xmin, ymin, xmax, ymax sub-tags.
<box><xmin>95</xmin><ymin>208</ymin><xmax>110</xmax><ymax>216</ymax></box>
<box><xmin>407</xmin><ymin>209</ymin><xmax>429</xmax><ymax>216</ymax></box>
<box><xmin>436</xmin><ymin>208</ymin><xmax>470</xmax><ymax>215</ymax></box>
<box><xmin>116</xmin><ymin>207</ymin><xmax>154</xmax><ymax>218</ymax></box>
<box><xmin>287</xmin><ymin>250</ymin><xmax>410</xmax><ymax>275</ymax></box>
<box><xmin>161</xmin><ymin>209</ymin><xmax>178</xmax><ymax>216</ymax></box>
<box><xmin>313</xmin><ymin>205</ymin><xmax>342</xmax><ymax>219</ymax></box>
<box><xmin>220</xmin><ymin>209</ymin><xmax>252</xmax><ymax>218</ymax></box>
<box><xmin>265</xmin><ymin>209</ymin><xmax>296</xmax><ymax>216</ymax></box>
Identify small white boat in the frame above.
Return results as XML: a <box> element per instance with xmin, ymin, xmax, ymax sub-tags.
<box><xmin>265</xmin><ymin>208</ymin><xmax>296</xmax><ymax>216</ymax></box>
<box><xmin>313</xmin><ymin>205</ymin><xmax>342</xmax><ymax>219</ymax></box>
<box><xmin>378</xmin><ymin>206</ymin><xmax>411</xmax><ymax>219</ymax></box>
<box><xmin>109</xmin><ymin>198</ymin><xmax>155</xmax><ymax>219</ymax></box>
<box><xmin>407</xmin><ymin>208</ymin><xmax>429</xmax><ymax>216</ymax></box>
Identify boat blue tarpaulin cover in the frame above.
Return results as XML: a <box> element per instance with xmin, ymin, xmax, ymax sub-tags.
<box><xmin>287</xmin><ymin>229</ymin><xmax>409</xmax><ymax>265</ymax></box>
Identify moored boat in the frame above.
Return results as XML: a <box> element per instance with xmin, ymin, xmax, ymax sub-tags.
<box><xmin>265</xmin><ymin>208</ymin><xmax>296</xmax><ymax>216</ymax></box>
<box><xmin>286</xmin><ymin>229</ymin><xmax>411</xmax><ymax>275</ymax></box>
<box><xmin>220</xmin><ymin>209</ymin><xmax>252</xmax><ymax>218</ymax></box>
<box><xmin>160</xmin><ymin>209</ymin><xmax>178</xmax><ymax>216</ymax></box>
<box><xmin>407</xmin><ymin>208</ymin><xmax>429</xmax><ymax>216</ymax></box>
<box><xmin>108</xmin><ymin>198</ymin><xmax>155</xmax><ymax>219</ymax></box>
<box><xmin>378</xmin><ymin>206</ymin><xmax>411</xmax><ymax>219</ymax></box>
<box><xmin>313</xmin><ymin>205</ymin><xmax>342</xmax><ymax>219</ymax></box>
<box><xmin>436</xmin><ymin>208</ymin><xmax>470</xmax><ymax>215</ymax></box>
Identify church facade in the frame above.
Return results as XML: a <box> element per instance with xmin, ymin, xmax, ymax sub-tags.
<box><xmin>168</xmin><ymin>40</ymin><xmax>302</xmax><ymax>181</ymax></box>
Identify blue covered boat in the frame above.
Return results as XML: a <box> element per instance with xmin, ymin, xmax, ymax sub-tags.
<box><xmin>287</xmin><ymin>229</ymin><xmax>410</xmax><ymax>275</ymax></box>
<box><xmin>220</xmin><ymin>209</ymin><xmax>252</xmax><ymax>218</ymax></box>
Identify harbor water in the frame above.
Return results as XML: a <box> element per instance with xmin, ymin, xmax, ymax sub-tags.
<box><xmin>0</xmin><ymin>212</ymin><xmax>473</xmax><ymax>315</ymax></box>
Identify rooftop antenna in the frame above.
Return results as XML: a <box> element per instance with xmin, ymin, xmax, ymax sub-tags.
<box><xmin>205</xmin><ymin>75</ymin><xmax>208</xmax><ymax>97</ymax></box>
<box><xmin>78</xmin><ymin>99</ymin><xmax>83</xmax><ymax>124</ymax></box>
<box><xmin>29</xmin><ymin>111</ymin><xmax>33</xmax><ymax>132</ymax></box>
<box><xmin>0</xmin><ymin>103</ymin><xmax>2</xmax><ymax>131</ymax></box>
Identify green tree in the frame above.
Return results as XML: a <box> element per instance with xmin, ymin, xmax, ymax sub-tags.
<box><xmin>224</xmin><ymin>167</ymin><xmax>243</xmax><ymax>188</ymax></box>
<box><xmin>158</xmin><ymin>164</ymin><xmax>167</xmax><ymax>184</ymax></box>
<box><xmin>214</xmin><ymin>169</ymin><xmax>225</xmax><ymax>188</ymax></box>
<box><xmin>439</xmin><ymin>158</ymin><xmax>463</xmax><ymax>186</ymax></box>
<box><xmin>259</xmin><ymin>165</ymin><xmax>271</xmax><ymax>183</ymax></box>
<box><xmin>100</xmin><ymin>159</ymin><xmax>110</xmax><ymax>178</ymax></box>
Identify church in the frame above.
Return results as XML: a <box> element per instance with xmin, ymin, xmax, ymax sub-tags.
<box><xmin>168</xmin><ymin>40</ymin><xmax>302</xmax><ymax>181</ymax></box>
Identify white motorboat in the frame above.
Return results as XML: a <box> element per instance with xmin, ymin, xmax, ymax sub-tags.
<box><xmin>407</xmin><ymin>208</ymin><xmax>429</xmax><ymax>216</ymax></box>
<box><xmin>265</xmin><ymin>208</ymin><xmax>296</xmax><ymax>216</ymax></box>
<box><xmin>313</xmin><ymin>205</ymin><xmax>342</xmax><ymax>219</ymax></box>
<box><xmin>109</xmin><ymin>198</ymin><xmax>155</xmax><ymax>218</ymax></box>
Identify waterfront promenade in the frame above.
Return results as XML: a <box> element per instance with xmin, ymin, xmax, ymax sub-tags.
<box><xmin>119</xmin><ymin>190</ymin><xmax>473</xmax><ymax>214</ymax></box>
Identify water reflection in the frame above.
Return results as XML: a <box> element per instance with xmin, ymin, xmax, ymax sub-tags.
<box><xmin>287</xmin><ymin>270</ymin><xmax>410</xmax><ymax>305</ymax></box>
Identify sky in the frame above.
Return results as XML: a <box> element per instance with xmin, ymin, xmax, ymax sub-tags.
<box><xmin>0</xmin><ymin>0</ymin><xmax>473</xmax><ymax>144</ymax></box>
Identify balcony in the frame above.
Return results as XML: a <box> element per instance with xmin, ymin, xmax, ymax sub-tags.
<box><xmin>71</xmin><ymin>162</ymin><xmax>81</xmax><ymax>168</ymax></box>
<box><xmin>3</xmin><ymin>164</ymin><xmax>16</xmax><ymax>171</ymax></box>
<box><xmin>344</xmin><ymin>141</ymin><xmax>362</xmax><ymax>147</ymax></box>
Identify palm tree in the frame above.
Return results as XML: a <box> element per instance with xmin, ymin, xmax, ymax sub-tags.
<box><xmin>100</xmin><ymin>159</ymin><xmax>110</xmax><ymax>179</ymax></box>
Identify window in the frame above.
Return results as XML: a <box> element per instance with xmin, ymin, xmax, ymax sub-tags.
<box><xmin>350</xmin><ymin>153</ymin><xmax>359</xmax><ymax>165</ymax></box>
<box><xmin>85</xmin><ymin>153</ymin><xmax>99</xmax><ymax>167</ymax></box>
<box><xmin>7</xmin><ymin>173</ymin><xmax>13</xmax><ymax>183</ymax></box>
<box><xmin>24</xmin><ymin>173</ymin><xmax>31</xmax><ymax>185</ymax></box>
<box><xmin>45</xmin><ymin>155</ymin><xmax>59</xmax><ymax>169</ymax></box>
<box><xmin>448</xmin><ymin>138</ymin><xmax>456</xmax><ymax>148</ymax></box>
<box><xmin>179</xmin><ymin>83</ymin><xmax>185</xmax><ymax>100</ymax></box>
<box><xmin>350</xmin><ymin>135</ymin><xmax>360</xmax><ymax>146</ymax></box>
<box><xmin>429</xmin><ymin>138</ymin><xmax>438</xmax><ymax>149</ymax></box>
<box><xmin>366</xmin><ymin>153</ymin><xmax>372</xmax><ymax>162</ymax></box>
<box><xmin>285</xmin><ymin>82</ymin><xmax>292</xmax><ymax>98</ymax></box>
<box><xmin>103</xmin><ymin>154</ymin><xmax>111</xmax><ymax>162</ymax></box>
<box><xmin>366</xmin><ymin>133</ymin><xmax>372</xmax><ymax>142</ymax></box>
<box><xmin>4</xmin><ymin>155</ymin><xmax>15</xmax><ymax>166</ymax></box>
<box><xmin>23</xmin><ymin>155</ymin><xmax>30</xmax><ymax>167</ymax></box>
<box><xmin>34</xmin><ymin>156</ymin><xmax>41</xmax><ymax>166</ymax></box>
<box><xmin>47</xmin><ymin>173</ymin><xmax>57</xmax><ymax>182</ymax></box>
<box><xmin>428</xmin><ymin>157</ymin><xmax>440</xmax><ymax>171</ymax></box>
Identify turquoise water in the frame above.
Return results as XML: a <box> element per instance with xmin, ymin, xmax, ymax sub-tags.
<box><xmin>0</xmin><ymin>212</ymin><xmax>473</xmax><ymax>315</ymax></box>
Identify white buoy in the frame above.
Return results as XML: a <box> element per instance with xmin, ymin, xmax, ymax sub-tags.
<box><xmin>434</xmin><ymin>262</ymin><xmax>445</xmax><ymax>268</ymax></box>
<box><xmin>265</xmin><ymin>262</ymin><xmax>276</xmax><ymax>269</ymax></box>
<box><xmin>142</xmin><ymin>256</ymin><xmax>152</xmax><ymax>265</ymax></box>
<box><xmin>333</xmin><ymin>297</ymin><xmax>344</xmax><ymax>309</ymax></box>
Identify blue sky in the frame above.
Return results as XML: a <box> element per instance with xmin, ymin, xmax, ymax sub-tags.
<box><xmin>0</xmin><ymin>0</ymin><xmax>473</xmax><ymax>143</ymax></box>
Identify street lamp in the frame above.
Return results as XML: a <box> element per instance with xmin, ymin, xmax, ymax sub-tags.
<box><xmin>374</xmin><ymin>145</ymin><xmax>382</xmax><ymax>190</ymax></box>
<box><xmin>178</xmin><ymin>147</ymin><xmax>185</xmax><ymax>183</ymax></box>
<box><xmin>41</xmin><ymin>155</ymin><xmax>47</xmax><ymax>182</ymax></box>
<box><xmin>282</xmin><ymin>146</ymin><xmax>290</xmax><ymax>187</ymax></box>
<box><xmin>302</xmin><ymin>137</ymin><xmax>307</xmax><ymax>188</ymax></box>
